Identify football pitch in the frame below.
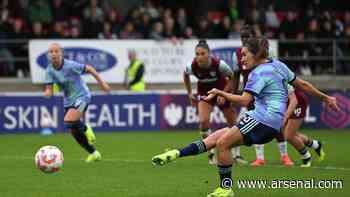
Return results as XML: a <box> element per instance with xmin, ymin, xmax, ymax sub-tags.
<box><xmin>0</xmin><ymin>130</ymin><xmax>349</xmax><ymax>197</ymax></box>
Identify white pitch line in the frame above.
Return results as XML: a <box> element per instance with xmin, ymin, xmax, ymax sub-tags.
<box><xmin>1</xmin><ymin>155</ymin><xmax>350</xmax><ymax>172</ymax></box>
<box><xmin>264</xmin><ymin>163</ymin><xmax>350</xmax><ymax>172</ymax></box>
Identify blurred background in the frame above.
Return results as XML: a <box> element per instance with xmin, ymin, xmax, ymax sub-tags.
<box><xmin>0</xmin><ymin>0</ymin><xmax>349</xmax><ymax>133</ymax></box>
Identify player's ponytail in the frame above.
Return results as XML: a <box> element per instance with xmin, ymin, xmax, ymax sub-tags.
<box><xmin>196</xmin><ymin>39</ymin><xmax>210</xmax><ymax>51</ymax></box>
<box><xmin>244</xmin><ymin>37</ymin><xmax>269</xmax><ymax>59</ymax></box>
<box><xmin>257</xmin><ymin>38</ymin><xmax>269</xmax><ymax>59</ymax></box>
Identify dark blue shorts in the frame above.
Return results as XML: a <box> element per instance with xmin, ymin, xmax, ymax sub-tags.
<box><xmin>64</xmin><ymin>99</ymin><xmax>89</xmax><ymax>116</ymax></box>
<box><xmin>236</xmin><ymin>114</ymin><xmax>279</xmax><ymax>146</ymax></box>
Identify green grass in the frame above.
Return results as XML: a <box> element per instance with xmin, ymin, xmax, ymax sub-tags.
<box><xmin>0</xmin><ymin>130</ymin><xmax>349</xmax><ymax>197</ymax></box>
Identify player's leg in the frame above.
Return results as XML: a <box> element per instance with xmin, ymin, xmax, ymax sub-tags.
<box><xmin>222</xmin><ymin>106</ymin><xmax>247</xmax><ymax>165</ymax></box>
<box><xmin>208</xmin><ymin>115</ymin><xmax>278</xmax><ymax>197</ymax></box>
<box><xmin>275</xmin><ymin>132</ymin><xmax>294</xmax><ymax>166</ymax></box>
<box><xmin>198</xmin><ymin>100</ymin><xmax>216</xmax><ymax>164</ymax></box>
<box><xmin>297</xmin><ymin>132</ymin><xmax>325</xmax><ymax>161</ymax></box>
<box><xmin>251</xmin><ymin>144</ymin><xmax>266</xmax><ymax>166</ymax></box>
<box><xmin>198</xmin><ymin>100</ymin><xmax>214</xmax><ymax>137</ymax></box>
<box><xmin>284</xmin><ymin>118</ymin><xmax>311</xmax><ymax>167</ymax></box>
<box><xmin>206</xmin><ymin>126</ymin><xmax>243</xmax><ymax>197</ymax></box>
<box><xmin>152</xmin><ymin>127</ymin><xmax>229</xmax><ymax>165</ymax></box>
<box><xmin>64</xmin><ymin>107</ymin><xmax>101</xmax><ymax>163</ymax></box>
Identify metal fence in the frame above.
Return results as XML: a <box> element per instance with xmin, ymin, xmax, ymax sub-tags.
<box><xmin>0</xmin><ymin>39</ymin><xmax>350</xmax><ymax>77</ymax></box>
<box><xmin>278</xmin><ymin>39</ymin><xmax>350</xmax><ymax>75</ymax></box>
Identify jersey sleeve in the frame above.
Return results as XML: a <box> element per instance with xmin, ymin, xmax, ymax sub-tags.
<box><xmin>284</xmin><ymin>63</ymin><xmax>296</xmax><ymax>83</ymax></box>
<box><xmin>184</xmin><ymin>61</ymin><xmax>193</xmax><ymax>75</ymax></box>
<box><xmin>219</xmin><ymin>60</ymin><xmax>234</xmax><ymax>76</ymax></box>
<box><xmin>244</xmin><ymin>71</ymin><xmax>266</xmax><ymax>96</ymax></box>
<box><xmin>44</xmin><ymin>68</ymin><xmax>54</xmax><ymax>85</ymax></box>
<box><xmin>71</xmin><ymin>61</ymin><xmax>86</xmax><ymax>75</ymax></box>
<box><xmin>287</xmin><ymin>84</ymin><xmax>295</xmax><ymax>95</ymax></box>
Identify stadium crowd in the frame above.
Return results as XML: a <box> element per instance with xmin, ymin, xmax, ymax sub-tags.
<box><xmin>0</xmin><ymin>0</ymin><xmax>349</xmax><ymax>76</ymax></box>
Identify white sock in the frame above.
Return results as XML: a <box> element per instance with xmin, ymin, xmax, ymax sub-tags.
<box><xmin>255</xmin><ymin>144</ymin><xmax>264</xmax><ymax>160</ymax></box>
<box><xmin>278</xmin><ymin>141</ymin><xmax>288</xmax><ymax>157</ymax></box>
<box><xmin>233</xmin><ymin>147</ymin><xmax>240</xmax><ymax>157</ymax></box>
<box><xmin>311</xmin><ymin>140</ymin><xmax>320</xmax><ymax>149</ymax></box>
<box><xmin>301</xmin><ymin>150</ymin><xmax>311</xmax><ymax>159</ymax></box>
<box><xmin>231</xmin><ymin>148</ymin><xmax>236</xmax><ymax>158</ymax></box>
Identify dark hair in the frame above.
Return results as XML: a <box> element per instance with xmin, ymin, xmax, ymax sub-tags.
<box><xmin>244</xmin><ymin>37</ymin><xmax>269</xmax><ymax>59</ymax></box>
<box><xmin>240</xmin><ymin>25</ymin><xmax>255</xmax><ymax>45</ymax></box>
<box><xmin>240</xmin><ymin>25</ymin><xmax>255</xmax><ymax>37</ymax></box>
<box><xmin>196</xmin><ymin>39</ymin><xmax>210</xmax><ymax>51</ymax></box>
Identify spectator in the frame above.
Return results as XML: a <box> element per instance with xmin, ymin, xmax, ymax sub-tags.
<box><xmin>163</xmin><ymin>17</ymin><xmax>177</xmax><ymax>38</ymax></box>
<box><xmin>28</xmin><ymin>0</ymin><xmax>52</xmax><ymax>24</ymax></box>
<box><xmin>8</xmin><ymin>18</ymin><xmax>29</xmax><ymax>76</ymax></box>
<box><xmin>228</xmin><ymin>20</ymin><xmax>243</xmax><ymax>39</ymax></box>
<box><xmin>140</xmin><ymin>0</ymin><xmax>159</xmax><ymax>19</ymax></box>
<box><xmin>343</xmin><ymin>11</ymin><xmax>350</xmax><ymax>27</ymax></box>
<box><xmin>196</xmin><ymin>17</ymin><xmax>213</xmax><ymax>38</ymax></box>
<box><xmin>138</xmin><ymin>13</ymin><xmax>151</xmax><ymax>38</ymax></box>
<box><xmin>279</xmin><ymin>11</ymin><xmax>299</xmax><ymax>39</ymax></box>
<box><xmin>227</xmin><ymin>0</ymin><xmax>239</xmax><ymax>22</ymax></box>
<box><xmin>183</xmin><ymin>26</ymin><xmax>196</xmax><ymax>39</ymax></box>
<box><xmin>49</xmin><ymin>21</ymin><xmax>65</xmax><ymax>38</ymax></box>
<box><xmin>0</xmin><ymin>4</ymin><xmax>11</xmax><ymax>34</ymax></box>
<box><xmin>220</xmin><ymin>16</ymin><xmax>231</xmax><ymax>38</ymax></box>
<box><xmin>70</xmin><ymin>26</ymin><xmax>82</xmax><ymax>39</ymax></box>
<box><xmin>245</xmin><ymin>8</ymin><xmax>265</xmax><ymax>27</ymax></box>
<box><xmin>83</xmin><ymin>7</ymin><xmax>102</xmax><ymax>38</ymax></box>
<box><xmin>124</xmin><ymin>50</ymin><xmax>146</xmax><ymax>92</ymax></box>
<box><xmin>128</xmin><ymin>8</ymin><xmax>142</xmax><ymax>28</ymax></box>
<box><xmin>51</xmin><ymin>0</ymin><xmax>69</xmax><ymax>22</ymax></box>
<box><xmin>83</xmin><ymin>0</ymin><xmax>104</xmax><ymax>22</ymax></box>
<box><xmin>30</xmin><ymin>22</ymin><xmax>46</xmax><ymax>39</ymax></box>
<box><xmin>119</xmin><ymin>22</ymin><xmax>142</xmax><ymax>39</ymax></box>
<box><xmin>265</xmin><ymin>4</ymin><xmax>279</xmax><ymax>29</ymax></box>
<box><xmin>0</xmin><ymin>47</ymin><xmax>15</xmax><ymax>76</ymax></box>
<box><xmin>305</xmin><ymin>18</ymin><xmax>320</xmax><ymax>39</ymax></box>
<box><xmin>5</xmin><ymin>0</ymin><xmax>25</xmax><ymax>18</ymax></box>
<box><xmin>175</xmin><ymin>8</ymin><xmax>187</xmax><ymax>35</ymax></box>
<box><xmin>319</xmin><ymin>20</ymin><xmax>335</xmax><ymax>38</ymax></box>
<box><xmin>98</xmin><ymin>21</ymin><xmax>117</xmax><ymax>39</ymax></box>
<box><xmin>106</xmin><ymin>8</ymin><xmax>122</xmax><ymax>35</ymax></box>
<box><xmin>149</xmin><ymin>21</ymin><xmax>164</xmax><ymax>40</ymax></box>
<box><xmin>0</xmin><ymin>24</ymin><xmax>15</xmax><ymax>76</ymax></box>
<box><xmin>163</xmin><ymin>8</ymin><xmax>172</xmax><ymax>21</ymax></box>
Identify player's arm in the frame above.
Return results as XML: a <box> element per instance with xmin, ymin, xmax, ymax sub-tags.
<box><xmin>183</xmin><ymin>72</ymin><xmax>192</xmax><ymax>95</ymax></box>
<box><xmin>183</xmin><ymin>71</ymin><xmax>196</xmax><ymax>104</ymax></box>
<box><xmin>206</xmin><ymin>89</ymin><xmax>253</xmax><ymax>106</ymax></box>
<box><xmin>44</xmin><ymin>85</ymin><xmax>54</xmax><ymax>98</ymax></box>
<box><xmin>85</xmin><ymin>65</ymin><xmax>111</xmax><ymax>93</ymax></box>
<box><xmin>285</xmin><ymin>91</ymin><xmax>298</xmax><ymax>120</ymax></box>
<box><xmin>183</xmin><ymin>63</ymin><xmax>196</xmax><ymax>104</ymax></box>
<box><xmin>292</xmin><ymin>77</ymin><xmax>339</xmax><ymax>111</ymax></box>
<box><xmin>44</xmin><ymin>69</ymin><xmax>54</xmax><ymax>98</ymax></box>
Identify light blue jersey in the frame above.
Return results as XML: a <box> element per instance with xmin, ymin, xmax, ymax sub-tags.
<box><xmin>45</xmin><ymin>59</ymin><xmax>91</xmax><ymax>107</ymax></box>
<box><xmin>244</xmin><ymin>59</ymin><xmax>296</xmax><ymax>130</ymax></box>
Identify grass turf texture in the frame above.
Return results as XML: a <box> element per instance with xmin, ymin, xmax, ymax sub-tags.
<box><xmin>0</xmin><ymin>130</ymin><xmax>348</xmax><ymax>197</ymax></box>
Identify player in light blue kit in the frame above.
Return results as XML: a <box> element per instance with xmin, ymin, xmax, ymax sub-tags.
<box><xmin>44</xmin><ymin>43</ymin><xmax>111</xmax><ymax>163</ymax></box>
<box><xmin>152</xmin><ymin>37</ymin><xmax>339</xmax><ymax>197</ymax></box>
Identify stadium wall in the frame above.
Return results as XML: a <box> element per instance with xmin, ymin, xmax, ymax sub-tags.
<box><xmin>0</xmin><ymin>92</ymin><xmax>349</xmax><ymax>134</ymax></box>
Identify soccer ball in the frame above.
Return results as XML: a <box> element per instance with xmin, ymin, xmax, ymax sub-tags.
<box><xmin>35</xmin><ymin>145</ymin><xmax>64</xmax><ymax>173</ymax></box>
